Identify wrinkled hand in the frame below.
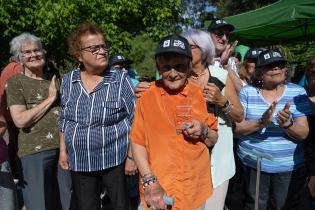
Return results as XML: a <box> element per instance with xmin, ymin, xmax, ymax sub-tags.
<box><xmin>59</xmin><ymin>150</ymin><xmax>70</xmax><ymax>170</ymax></box>
<box><xmin>135</xmin><ymin>81</ymin><xmax>150</xmax><ymax>98</ymax></box>
<box><xmin>221</xmin><ymin>40</ymin><xmax>238</xmax><ymax>65</ymax></box>
<box><xmin>276</xmin><ymin>102</ymin><xmax>291</xmax><ymax>127</ymax></box>
<box><xmin>203</xmin><ymin>83</ymin><xmax>225</xmax><ymax>105</ymax></box>
<box><xmin>48</xmin><ymin>75</ymin><xmax>57</xmax><ymax>102</ymax></box>
<box><xmin>182</xmin><ymin>120</ymin><xmax>206</xmax><ymax>140</ymax></box>
<box><xmin>308</xmin><ymin>176</ymin><xmax>315</xmax><ymax>198</ymax></box>
<box><xmin>125</xmin><ymin>158</ymin><xmax>138</xmax><ymax>176</ymax></box>
<box><xmin>144</xmin><ymin>181</ymin><xmax>166</xmax><ymax>209</ymax></box>
<box><xmin>260</xmin><ymin>101</ymin><xmax>277</xmax><ymax>127</ymax></box>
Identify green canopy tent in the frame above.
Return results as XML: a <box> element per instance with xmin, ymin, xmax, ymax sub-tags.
<box><xmin>222</xmin><ymin>0</ymin><xmax>315</xmax><ymax>46</ymax></box>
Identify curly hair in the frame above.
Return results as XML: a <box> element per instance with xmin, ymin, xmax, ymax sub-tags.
<box><xmin>67</xmin><ymin>22</ymin><xmax>105</xmax><ymax>61</ymax></box>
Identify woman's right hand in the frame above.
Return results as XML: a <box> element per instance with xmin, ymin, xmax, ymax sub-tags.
<box><xmin>260</xmin><ymin>101</ymin><xmax>277</xmax><ymax>127</ymax></box>
<box><xmin>59</xmin><ymin>150</ymin><xmax>69</xmax><ymax>170</ymax></box>
<box><xmin>144</xmin><ymin>181</ymin><xmax>166</xmax><ymax>209</ymax></box>
<box><xmin>48</xmin><ymin>75</ymin><xmax>57</xmax><ymax>103</ymax></box>
<box><xmin>135</xmin><ymin>81</ymin><xmax>150</xmax><ymax>98</ymax></box>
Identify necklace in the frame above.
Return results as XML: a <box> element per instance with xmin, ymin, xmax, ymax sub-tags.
<box><xmin>190</xmin><ymin>70</ymin><xmax>207</xmax><ymax>80</ymax></box>
<box><xmin>189</xmin><ymin>69</ymin><xmax>209</xmax><ymax>88</ymax></box>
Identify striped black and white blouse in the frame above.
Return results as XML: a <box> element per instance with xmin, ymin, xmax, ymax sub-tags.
<box><xmin>59</xmin><ymin>67</ymin><xmax>135</xmax><ymax>172</ymax></box>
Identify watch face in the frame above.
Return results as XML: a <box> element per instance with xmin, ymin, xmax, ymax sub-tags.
<box><xmin>221</xmin><ymin>100</ymin><xmax>230</xmax><ymax>109</ymax></box>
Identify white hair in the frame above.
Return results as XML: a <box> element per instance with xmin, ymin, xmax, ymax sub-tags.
<box><xmin>181</xmin><ymin>29</ymin><xmax>215</xmax><ymax>66</ymax></box>
<box><xmin>9</xmin><ymin>32</ymin><xmax>43</xmax><ymax>61</ymax></box>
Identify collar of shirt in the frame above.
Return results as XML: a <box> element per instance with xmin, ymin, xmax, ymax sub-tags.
<box><xmin>157</xmin><ymin>80</ymin><xmax>190</xmax><ymax>97</ymax></box>
<box><xmin>71</xmin><ymin>67</ymin><xmax>118</xmax><ymax>84</ymax></box>
<box><xmin>214</xmin><ymin>57</ymin><xmax>222</xmax><ymax>68</ymax></box>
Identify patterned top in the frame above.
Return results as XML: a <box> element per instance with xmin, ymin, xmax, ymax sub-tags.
<box><xmin>6</xmin><ymin>73</ymin><xmax>60</xmax><ymax>157</ymax></box>
<box><xmin>59</xmin><ymin>67</ymin><xmax>135</xmax><ymax>172</ymax></box>
<box><xmin>238</xmin><ymin>83</ymin><xmax>311</xmax><ymax>173</ymax></box>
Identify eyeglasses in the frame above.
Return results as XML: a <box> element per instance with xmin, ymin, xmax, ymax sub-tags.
<box><xmin>21</xmin><ymin>48</ymin><xmax>44</xmax><ymax>58</ymax></box>
<box><xmin>80</xmin><ymin>44</ymin><xmax>108</xmax><ymax>55</ymax></box>
<box><xmin>190</xmin><ymin>44</ymin><xmax>199</xmax><ymax>49</ymax></box>
<box><xmin>212</xmin><ymin>30</ymin><xmax>230</xmax><ymax>39</ymax></box>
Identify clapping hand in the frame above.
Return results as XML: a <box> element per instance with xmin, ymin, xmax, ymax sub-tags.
<box><xmin>276</xmin><ymin>102</ymin><xmax>292</xmax><ymax>127</ymax></box>
<box><xmin>260</xmin><ymin>101</ymin><xmax>277</xmax><ymax>127</ymax></box>
<box><xmin>221</xmin><ymin>40</ymin><xmax>238</xmax><ymax>65</ymax></box>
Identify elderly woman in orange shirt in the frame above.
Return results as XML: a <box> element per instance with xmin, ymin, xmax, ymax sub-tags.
<box><xmin>130</xmin><ymin>34</ymin><xmax>218</xmax><ymax>210</ymax></box>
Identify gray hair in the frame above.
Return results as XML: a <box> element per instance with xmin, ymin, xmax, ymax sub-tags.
<box><xmin>181</xmin><ymin>29</ymin><xmax>215</xmax><ymax>66</ymax></box>
<box><xmin>9</xmin><ymin>32</ymin><xmax>43</xmax><ymax>61</ymax></box>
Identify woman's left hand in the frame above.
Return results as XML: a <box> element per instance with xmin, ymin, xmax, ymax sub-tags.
<box><xmin>125</xmin><ymin>158</ymin><xmax>138</xmax><ymax>176</ymax></box>
<box><xmin>182</xmin><ymin>120</ymin><xmax>206</xmax><ymax>140</ymax></box>
<box><xmin>48</xmin><ymin>75</ymin><xmax>57</xmax><ymax>103</ymax></box>
<box><xmin>276</xmin><ymin>102</ymin><xmax>292</xmax><ymax>127</ymax></box>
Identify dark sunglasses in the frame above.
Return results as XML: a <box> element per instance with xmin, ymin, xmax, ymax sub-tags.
<box><xmin>212</xmin><ymin>30</ymin><xmax>230</xmax><ymax>39</ymax></box>
<box><xmin>265</xmin><ymin>62</ymin><xmax>287</xmax><ymax>70</ymax></box>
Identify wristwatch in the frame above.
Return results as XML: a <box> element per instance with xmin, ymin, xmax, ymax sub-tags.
<box><xmin>282</xmin><ymin>118</ymin><xmax>294</xmax><ymax>129</ymax></box>
<box><xmin>219</xmin><ymin>100</ymin><xmax>230</xmax><ymax>109</ymax></box>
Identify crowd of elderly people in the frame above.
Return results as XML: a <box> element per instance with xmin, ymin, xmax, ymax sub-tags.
<box><xmin>0</xmin><ymin>18</ymin><xmax>314</xmax><ymax>210</ymax></box>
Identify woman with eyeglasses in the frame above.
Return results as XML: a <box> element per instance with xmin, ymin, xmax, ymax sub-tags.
<box><xmin>59</xmin><ymin>23</ymin><xmax>136</xmax><ymax>210</ymax></box>
<box><xmin>234</xmin><ymin>49</ymin><xmax>311</xmax><ymax>209</ymax></box>
<box><xmin>181</xmin><ymin>29</ymin><xmax>243</xmax><ymax>210</ymax></box>
<box><xmin>5</xmin><ymin>33</ymin><xmax>68</xmax><ymax>210</ymax></box>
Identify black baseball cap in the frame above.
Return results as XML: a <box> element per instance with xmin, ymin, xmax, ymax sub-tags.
<box><xmin>207</xmin><ymin>18</ymin><xmax>235</xmax><ymax>32</ymax></box>
<box><xmin>245</xmin><ymin>48</ymin><xmax>265</xmax><ymax>62</ymax></box>
<box><xmin>155</xmin><ymin>34</ymin><xmax>192</xmax><ymax>59</ymax></box>
<box><xmin>109</xmin><ymin>54</ymin><xmax>133</xmax><ymax>67</ymax></box>
<box><xmin>256</xmin><ymin>49</ymin><xmax>288</xmax><ymax>68</ymax></box>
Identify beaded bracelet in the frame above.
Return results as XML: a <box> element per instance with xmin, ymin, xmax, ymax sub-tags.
<box><xmin>141</xmin><ymin>173</ymin><xmax>157</xmax><ymax>189</ymax></box>
<box><xmin>141</xmin><ymin>176</ymin><xmax>157</xmax><ymax>189</ymax></box>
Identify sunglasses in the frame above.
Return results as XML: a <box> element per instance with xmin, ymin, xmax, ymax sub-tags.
<box><xmin>265</xmin><ymin>62</ymin><xmax>286</xmax><ymax>70</ymax></box>
<box><xmin>212</xmin><ymin>30</ymin><xmax>230</xmax><ymax>39</ymax></box>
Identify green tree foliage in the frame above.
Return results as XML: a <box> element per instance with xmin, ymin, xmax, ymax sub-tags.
<box><xmin>126</xmin><ymin>35</ymin><xmax>156</xmax><ymax>79</ymax></box>
<box><xmin>212</xmin><ymin>0</ymin><xmax>278</xmax><ymax>17</ymax></box>
<box><xmin>0</xmin><ymin>0</ymin><xmax>181</xmax><ymax>75</ymax></box>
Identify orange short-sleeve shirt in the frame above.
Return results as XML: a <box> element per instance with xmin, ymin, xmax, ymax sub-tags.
<box><xmin>130</xmin><ymin>80</ymin><xmax>218</xmax><ymax>210</ymax></box>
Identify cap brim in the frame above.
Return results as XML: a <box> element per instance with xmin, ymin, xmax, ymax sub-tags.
<box><xmin>155</xmin><ymin>48</ymin><xmax>192</xmax><ymax>59</ymax></box>
<box><xmin>258</xmin><ymin>59</ymin><xmax>288</xmax><ymax>67</ymax></box>
<box><xmin>209</xmin><ymin>23</ymin><xmax>235</xmax><ymax>32</ymax></box>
